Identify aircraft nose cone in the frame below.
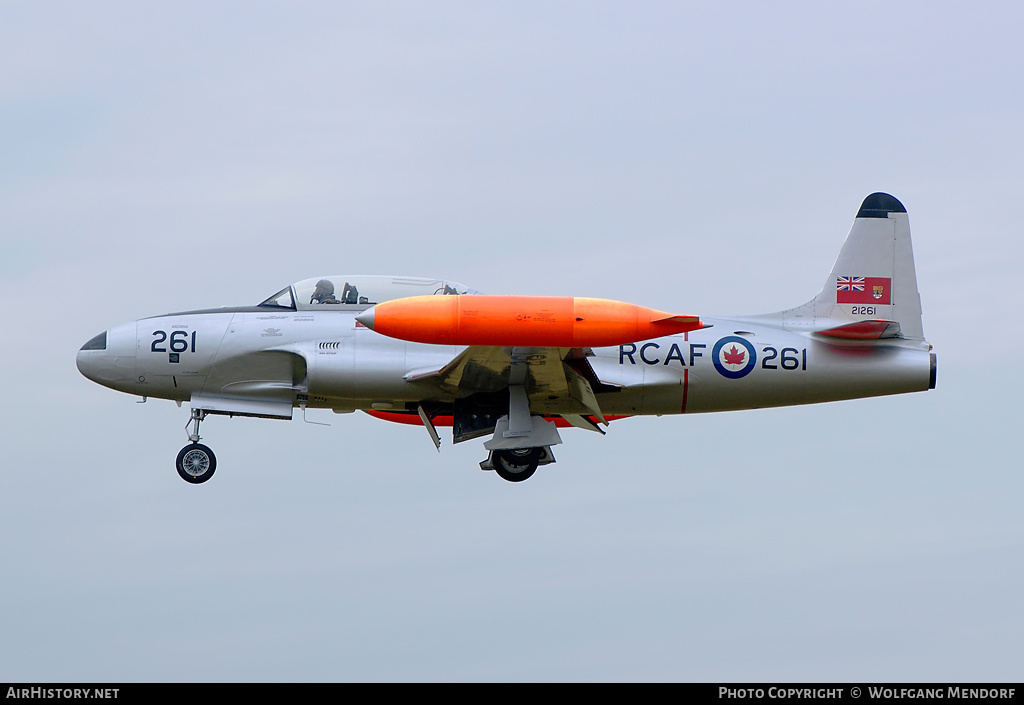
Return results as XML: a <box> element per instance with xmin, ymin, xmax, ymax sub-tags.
<box><xmin>76</xmin><ymin>323</ymin><xmax>136</xmax><ymax>389</ymax></box>
<box><xmin>355</xmin><ymin>307</ymin><xmax>375</xmax><ymax>330</ymax></box>
<box><xmin>76</xmin><ymin>331</ymin><xmax>109</xmax><ymax>383</ymax></box>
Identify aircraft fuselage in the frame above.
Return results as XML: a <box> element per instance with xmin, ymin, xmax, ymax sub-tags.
<box><xmin>78</xmin><ymin>307</ymin><xmax>934</xmax><ymax>418</ymax></box>
<box><xmin>76</xmin><ymin>193</ymin><xmax>937</xmax><ymax>484</ymax></box>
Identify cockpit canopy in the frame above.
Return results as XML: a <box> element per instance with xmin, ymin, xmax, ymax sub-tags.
<box><xmin>258</xmin><ymin>276</ymin><xmax>483</xmax><ymax>311</ymax></box>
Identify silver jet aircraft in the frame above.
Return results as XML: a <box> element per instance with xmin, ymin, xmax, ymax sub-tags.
<box><xmin>77</xmin><ymin>193</ymin><xmax>936</xmax><ymax>484</ymax></box>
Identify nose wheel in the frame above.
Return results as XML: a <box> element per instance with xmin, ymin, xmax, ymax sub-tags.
<box><xmin>176</xmin><ymin>408</ymin><xmax>217</xmax><ymax>484</ymax></box>
<box><xmin>176</xmin><ymin>443</ymin><xmax>217</xmax><ymax>484</ymax></box>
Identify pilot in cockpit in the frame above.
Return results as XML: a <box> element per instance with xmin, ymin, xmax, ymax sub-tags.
<box><xmin>310</xmin><ymin>279</ymin><xmax>340</xmax><ymax>304</ymax></box>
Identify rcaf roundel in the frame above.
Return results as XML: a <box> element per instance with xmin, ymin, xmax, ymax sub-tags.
<box><xmin>712</xmin><ymin>336</ymin><xmax>757</xmax><ymax>379</ymax></box>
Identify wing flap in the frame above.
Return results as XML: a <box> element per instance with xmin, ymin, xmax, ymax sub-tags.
<box><xmin>563</xmin><ymin>363</ymin><xmax>606</xmax><ymax>424</ymax></box>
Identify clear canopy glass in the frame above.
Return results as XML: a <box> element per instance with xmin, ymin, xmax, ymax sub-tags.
<box><xmin>259</xmin><ymin>276</ymin><xmax>482</xmax><ymax>311</ymax></box>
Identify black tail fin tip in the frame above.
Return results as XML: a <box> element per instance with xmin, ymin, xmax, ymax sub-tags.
<box><xmin>857</xmin><ymin>192</ymin><xmax>907</xmax><ymax>219</ymax></box>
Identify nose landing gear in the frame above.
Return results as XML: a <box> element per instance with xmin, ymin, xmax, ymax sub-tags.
<box><xmin>176</xmin><ymin>409</ymin><xmax>217</xmax><ymax>484</ymax></box>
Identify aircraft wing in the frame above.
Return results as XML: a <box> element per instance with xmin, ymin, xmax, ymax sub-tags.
<box><xmin>411</xmin><ymin>344</ymin><xmax>614</xmax><ymax>428</ymax></box>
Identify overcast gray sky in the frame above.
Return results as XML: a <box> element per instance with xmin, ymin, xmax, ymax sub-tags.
<box><xmin>2</xmin><ymin>1</ymin><xmax>1021</xmax><ymax>682</ymax></box>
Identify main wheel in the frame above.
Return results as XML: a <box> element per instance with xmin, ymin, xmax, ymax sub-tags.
<box><xmin>492</xmin><ymin>448</ymin><xmax>542</xmax><ymax>483</ymax></box>
<box><xmin>176</xmin><ymin>443</ymin><xmax>217</xmax><ymax>484</ymax></box>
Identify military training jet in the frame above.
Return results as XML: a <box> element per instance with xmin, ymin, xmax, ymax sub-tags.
<box><xmin>77</xmin><ymin>193</ymin><xmax>936</xmax><ymax>484</ymax></box>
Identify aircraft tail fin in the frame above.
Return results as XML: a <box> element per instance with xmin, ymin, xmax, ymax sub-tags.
<box><xmin>779</xmin><ymin>192</ymin><xmax>926</xmax><ymax>340</ymax></box>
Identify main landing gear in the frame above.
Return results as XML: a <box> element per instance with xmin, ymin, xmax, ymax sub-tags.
<box><xmin>481</xmin><ymin>446</ymin><xmax>556</xmax><ymax>483</ymax></box>
<box><xmin>478</xmin><ymin>383</ymin><xmax>562</xmax><ymax>483</ymax></box>
<box><xmin>176</xmin><ymin>409</ymin><xmax>217</xmax><ymax>484</ymax></box>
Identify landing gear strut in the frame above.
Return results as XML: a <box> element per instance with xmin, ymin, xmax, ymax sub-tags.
<box><xmin>176</xmin><ymin>409</ymin><xmax>217</xmax><ymax>484</ymax></box>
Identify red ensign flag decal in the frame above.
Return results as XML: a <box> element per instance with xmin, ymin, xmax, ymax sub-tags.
<box><xmin>836</xmin><ymin>276</ymin><xmax>891</xmax><ymax>305</ymax></box>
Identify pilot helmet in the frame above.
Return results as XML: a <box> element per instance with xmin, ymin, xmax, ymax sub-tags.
<box><xmin>312</xmin><ymin>279</ymin><xmax>335</xmax><ymax>302</ymax></box>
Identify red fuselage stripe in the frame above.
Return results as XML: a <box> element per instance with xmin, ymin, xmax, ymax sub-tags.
<box><xmin>681</xmin><ymin>331</ymin><xmax>689</xmax><ymax>413</ymax></box>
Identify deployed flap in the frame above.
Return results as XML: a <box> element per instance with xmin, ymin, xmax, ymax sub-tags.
<box><xmin>563</xmin><ymin>363</ymin><xmax>607</xmax><ymax>423</ymax></box>
<box><xmin>560</xmin><ymin>414</ymin><xmax>607</xmax><ymax>434</ymax></box>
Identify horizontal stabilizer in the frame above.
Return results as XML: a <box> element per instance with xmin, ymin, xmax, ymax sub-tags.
<box><xmin>816</xmin><ymin>320</ymin><xmax>902</xmax><ymax>340</ymax></box>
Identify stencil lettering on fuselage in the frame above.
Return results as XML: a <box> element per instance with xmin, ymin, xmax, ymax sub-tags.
<box><xmin>619</xmin><ymin>342</ymin><xmax>705</xmax><ymax>367</ymax></box>
<box><xmin>620</xmin><ymin>336</ymin><xmax>807</xmax><ymax>379</ymax></box>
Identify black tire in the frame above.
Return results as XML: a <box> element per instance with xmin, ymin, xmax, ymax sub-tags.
<box><xmin>176</xmin><ymin>443</ymin><xmax>217</xmax><ymax>484</ymax></box>
<box><xmin>492</xmin><ymin>448</ymin><xmax>542</xmax><ymax>483</ymax></box>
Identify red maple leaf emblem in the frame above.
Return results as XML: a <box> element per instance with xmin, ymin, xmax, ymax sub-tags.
<box><xmin>723</xmin><ymin>345</ymin><xmax>746</xmax><ymax>366</ymax></box>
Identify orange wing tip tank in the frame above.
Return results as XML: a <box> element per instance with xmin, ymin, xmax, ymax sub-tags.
<box><xmin>355</xmin><ymin>295</ymin><xmax>705</xmax><ymax>347</ymax></box>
